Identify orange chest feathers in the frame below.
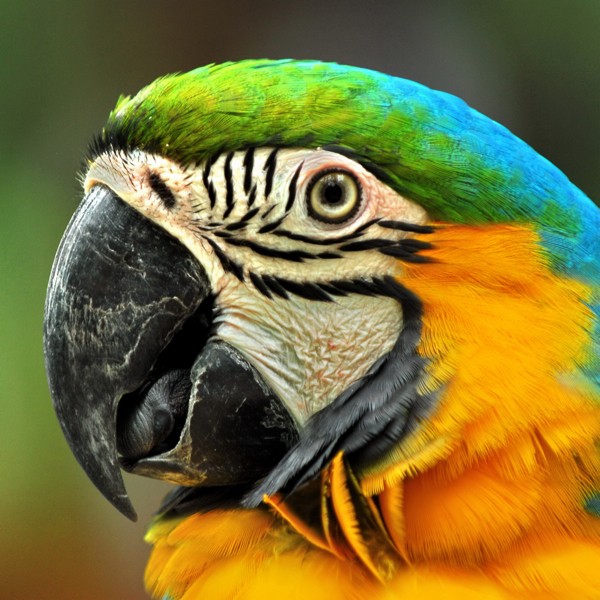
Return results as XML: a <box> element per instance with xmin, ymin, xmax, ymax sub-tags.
<box><xmin>145</xmin><ymin>224</ymin><xmax>600</xmax><ymax>600</ymax></box>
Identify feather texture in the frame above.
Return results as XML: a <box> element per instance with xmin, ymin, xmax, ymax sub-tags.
<box><xmin>108</xmin><ymin>60</ymin><xmax>600</xmax><ymax>598</ymax></box>
<box><xmin>145</xmin><ymin>223</ymin><xmax>599</xmax><ymax>598</ymax></box>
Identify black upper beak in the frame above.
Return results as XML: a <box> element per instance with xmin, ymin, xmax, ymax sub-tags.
<box><xmin>44</xmin><ymin>185</ymin><xmax>298</xmax><ymax>520</ymax></box>
<box><xmin>43</xmin><ymin>186</ymin><xmax>209</xmax><ymax>520</ymax></box>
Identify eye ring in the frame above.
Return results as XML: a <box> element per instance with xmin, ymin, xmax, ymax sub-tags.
<box><xmin>306</xmin><ymin>169</ymin><xmax>362</xmax><ymax>224</ymax></box>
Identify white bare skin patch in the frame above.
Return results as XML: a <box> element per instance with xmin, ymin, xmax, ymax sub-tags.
<box><xmin>214</xmin><ymin>280</ymin><xmax>402</xmax><ymax>423</ymax></box>
<box><xmin>85</xmin><ymin>148</ymin><xmax>428</xmax><ymax>426</ymax></box>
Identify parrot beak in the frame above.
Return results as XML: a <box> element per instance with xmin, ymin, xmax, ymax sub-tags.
<box><xmin>43</xmin><ymin>185</ymin><xmax>210</xmax><ymax>520</ymax></box>
<box><xmin>44</xmin><ymin>186</ymin><xmax>297</xmax><ymax>521</ymax></box>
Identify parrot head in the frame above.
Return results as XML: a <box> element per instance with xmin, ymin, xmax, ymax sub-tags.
<box><xmin>44</xmin><ymin>60</ymin><xmax>599</xmax><ymax>522</ymax></box>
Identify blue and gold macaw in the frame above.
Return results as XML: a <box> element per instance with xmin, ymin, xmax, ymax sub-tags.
<box><xmin>44</xmin><ymin>60</ymin><xmax>600</xmax><ymax>598</ymax></box>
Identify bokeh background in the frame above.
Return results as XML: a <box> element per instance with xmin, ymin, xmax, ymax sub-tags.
<box><xmin>1</xmin><ymin>1</ymin><xmax>598</xmax><ymax>598</ymax></box>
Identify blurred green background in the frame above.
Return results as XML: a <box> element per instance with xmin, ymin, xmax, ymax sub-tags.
<box><xmin>1</xmin><ymin>1</ymin><xmax>598</xmax><ymax>598</ymax></box>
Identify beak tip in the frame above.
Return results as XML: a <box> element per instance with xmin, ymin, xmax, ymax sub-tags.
<box><xmin>99</xmin><ymin>474</ymin><xmax>137</xmax><ymax>521</ymax></box>
<box><xmin>116</xmin><ymin>497</ymin><xmax>138</xmax><ymax>522</ymax></box>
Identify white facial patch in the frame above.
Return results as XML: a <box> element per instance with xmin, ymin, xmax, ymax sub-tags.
<box><xmin>214</xmin><ymin>279</ymin><xmax>402</xmax><ymax>424</ymax></box>
<box><xmin>85</xmin><ymin>147</ymin><xmax>429</xmax><ymax>427</ymax></box>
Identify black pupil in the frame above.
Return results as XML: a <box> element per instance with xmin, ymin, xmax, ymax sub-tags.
<box><xmin>323</xmin><ymin>181</ymin><xmax>344</xmax><ymax>205</ymax></box>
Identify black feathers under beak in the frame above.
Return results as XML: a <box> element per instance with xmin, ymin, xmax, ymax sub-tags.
<box><xmin>44</xmin><ymin>186</ymin><xmax>298</xmax><ymax>520</ymax></box>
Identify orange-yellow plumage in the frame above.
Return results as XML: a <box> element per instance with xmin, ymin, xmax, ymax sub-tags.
<box><xmin>146</xmin><ymin>223</ymin><xmax>600</xmax><ymax>599</ymax></box>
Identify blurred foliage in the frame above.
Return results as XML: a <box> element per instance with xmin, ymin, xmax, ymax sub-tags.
<box><xmin>0</xmin><ymin>1</ymin><xmax>597</xmax><ymax>598</ymax></box>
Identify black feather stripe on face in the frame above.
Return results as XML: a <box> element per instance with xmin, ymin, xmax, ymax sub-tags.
<box><xmin>223</xmin><ymin>152</ymin><xmax>235</xmax><ymax>219</ymax></box>
<box><xmin>148</xmin><ymin>171</ymin><xmax>177</xmax><ymax>209</ymax></box>
<box><xmin>243</xmin><ymin>147</ymin><xmax>255</xmax><ymax>196</ymax></box>
<box><xmin>263</xmin><ymin>148</ymin><xmax>278</xmax><ymax>198</ymax></box>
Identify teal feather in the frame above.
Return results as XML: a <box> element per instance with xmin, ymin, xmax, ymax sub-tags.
<box><xmin>585</xmin><ymin>494</ymin><xmax>600</xmax><ymax>518</ymax></box>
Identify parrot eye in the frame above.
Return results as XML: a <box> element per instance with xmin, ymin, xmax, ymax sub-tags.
<box><xmin>306</xmin><ymin>170</ymin><xmax>361</xmax><ymax>224</ymax></box>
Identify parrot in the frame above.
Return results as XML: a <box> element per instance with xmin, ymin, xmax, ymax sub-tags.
<box><xmin>43</xmin><ymin>59</ymin><xmax>600</xmax><ymax>599</ymax></box>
